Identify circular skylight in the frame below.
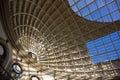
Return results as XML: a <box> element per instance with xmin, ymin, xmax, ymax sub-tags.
<box><xmin>0</xmin><ymin>45</ymin><xmax>4</xmax><ymax>56</ymax></box>
<box><xmin>68</xmin><ymin>0</ymin><xmax>120</xmax><ymax>22</ymax></box>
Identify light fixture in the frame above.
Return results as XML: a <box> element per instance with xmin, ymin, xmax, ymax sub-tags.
<box><xmin>30</xmin><ymin>75</ymin><xmax>40</xmax><ymax>80</ymax></box>
<box><xmin>12</xmin><ymin>63</ymin><xmax>23</xmax><ymax>74</ymax></box>
<box><xmin>25</xmin><ymin>49</ymin><xmax>29</xmax><ymax>52</ymax></box>
<box><xmin>0</xmin><ymin>39</ymin><xmax>8</xmax><ymax>64</ymax></box>
<box><xmin>0</xmin><ymin>44</ymin><xmax>4</xmax><ymax>56</ymax></box>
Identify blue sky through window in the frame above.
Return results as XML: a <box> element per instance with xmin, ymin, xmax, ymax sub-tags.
<box><xmin>68</xmin><ymin>0</ymin><xmax>120</xmax><ymax>22</ymax></box>
<box><xmin>86</xmin><ymin>30</ymin><xmax>120</xmax><ymax>63</ymax></box>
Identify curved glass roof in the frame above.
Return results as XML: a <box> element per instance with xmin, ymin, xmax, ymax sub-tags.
<box><xmin>86</xmin><ymin>30</ymin><xmax>120</xmax><ymax>63</ymax></box>
<box><xmin>68</xmin><ymin>0</ymin><xmax>120</xmax><ymax>22</ymax></box>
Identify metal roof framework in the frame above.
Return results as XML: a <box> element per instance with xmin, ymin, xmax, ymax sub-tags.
<box><xmin>1</xmin><ymin>0</ymin><xmax>120</xmax><ymax>80</ymax></box>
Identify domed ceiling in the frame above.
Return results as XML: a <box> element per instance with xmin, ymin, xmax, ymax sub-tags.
<box><xmin>0</xmin><ymin>0</ymin><xmax>120</xmax><ymax>79</ymax></box>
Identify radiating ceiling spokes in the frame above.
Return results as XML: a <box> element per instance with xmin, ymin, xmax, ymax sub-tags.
<box><xmin>8</xmin><ymin>0</ymin><xmax>96</xmax><ymax>79</ymax></box>
<box><xmin>18</xmin><ymin>36</ymin><xmax>45</xmax><ymax>55</ymax></box>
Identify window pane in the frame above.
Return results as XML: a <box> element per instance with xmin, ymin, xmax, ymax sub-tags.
<box><xmin>108</xmin><ymin>2</ymin><xmax>118</xmax><ymax>12</ymax></box>
<box><xmin>99</xmin><ymin>7</ymin><xmax>109</xmax><ymax>16</ymax></box>
<box><xmin>80</xmin><ymin>7</ymin><xmax>89</xmax><ymax>16</ymax></box>
<box><xmin>68</xmin><ymin>0</ymin><xmax>74</xmax><ymax>6</ymax></box>
<box><xmin>76</xmin><ymin>0</ymin><xmax>85</xmax><ymax>9</ymax></box>
<box><xmin>103</xmin><ymin>15</ymin><xmax>112</xmax><ymax>22</ymax></box>
<box><xmin>111</xmin><ymin>11</ymin><xmax>120</xmax><ymax>21</ymax></box>
<box><xmin>96</xmin><ymin>0</ymin><xmax>105</xmax><ymax>8</ymax></box>
<box><xmin>109</xmin><ymin>51</ymin><xmax>118</xmax><ymax>60</ymax></box>
<box><xmin>91</xmin><ymin>11</ymin><xmax>101</xmax><ymax>20</ymax></box>
<box><xmin>88</xmin><ymin>2</ymin><xmax>97</xmax><ymax>12</ymax></box>
<box><xmin>110</xmin><ymin>32</ymin><xmax>119</xmax><ymax>40</ymax></box>
<box><xmin>72</xmin><ymin>6</ymin><xmax>78</xmax><ymax>12</ymax></box>
<box><xmin>102</xmin><ymin>35</ymin><xmax>111</xmax><ymax>43</ymax></box>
